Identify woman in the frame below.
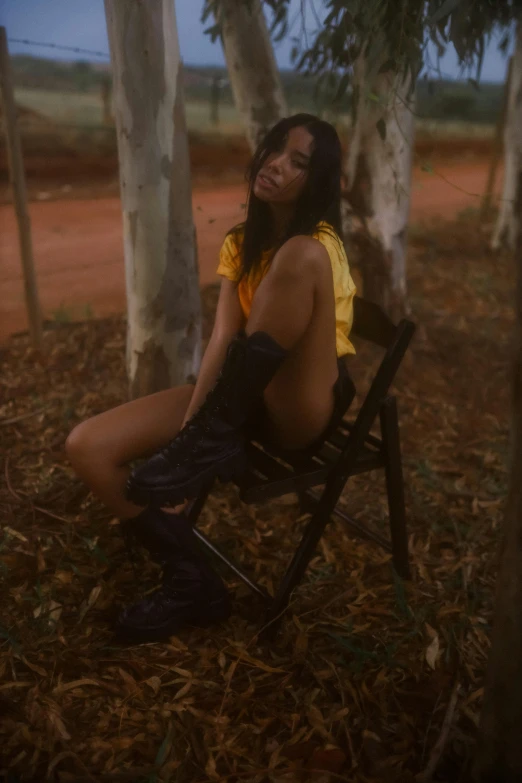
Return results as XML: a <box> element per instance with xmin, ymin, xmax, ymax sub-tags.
<box><xmin>66</xmin><ymin>114</ymin><xmax>357</xmax><ymax>643</ymax></box>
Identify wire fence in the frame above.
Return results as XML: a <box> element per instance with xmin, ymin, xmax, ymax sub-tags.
<box><xmin>0</xmin><ymin>29</ymin><xmax>510</xmax><ymax>234</ymax></box>
<box><xmin>7</xmin><ymin>35</ymin><xmax>230</xmax><ymax>85</ymax></box>
<box><xmin>9</xmin><ymin>96</ymin><xmax>244</xmax><ymax>142</ymax></box>
<box><xmin>2</xmin><ymin>31</ymin><xmax>502</xmax><ymax>157</ymax></box>
<box><xmin>8</xmin><ymin>36</ymin><xmax>110</xmax><ymax>60</ymax></box>
<box><xmin>4</xmin><ymin>34</ymin><xmax>247</xmax><ymax>144</ymax></box>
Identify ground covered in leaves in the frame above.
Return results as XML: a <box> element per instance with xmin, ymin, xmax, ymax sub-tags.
<box><xmin>0</xmin><ymin>213</ymin><xmax>514</xmax><ymax>782</ymax></box>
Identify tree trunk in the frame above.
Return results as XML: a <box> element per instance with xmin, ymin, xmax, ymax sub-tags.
<box><xmin>104</xmin><ymin>0</ymin><xmax>201</xmax><ymax>399</ymax></box>
<box><xmin>344</xmin><ymin>56</ymin><xmax>415</xmax><ymax>321</ymax></box>
<box><xmin>491</xmin><ymin>23</ymin><xmax>522</xmax><ymax>252</ymax></box>
<box><xmin>216</xmin><ymin>0</ymin><xmax>287</xmax><ymax>152</ymax></box>
<box><xmin>474</xmin><ymin>168</ymin><xmax>522</xmax><ymax>782</ymax></box>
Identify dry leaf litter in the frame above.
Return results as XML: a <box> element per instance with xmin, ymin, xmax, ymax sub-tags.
<box><xmin>0</xmin><ymin>214</ymin><xmax>511</xmax><ymax>781</ymax></box>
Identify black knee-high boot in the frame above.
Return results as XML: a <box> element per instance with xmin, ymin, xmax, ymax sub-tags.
<box><xmin>125</xmin><ymin>331</ymin><xmax>288</xmax><ymax>507</ymax></box>
<box><xmin>116</xmin><ymin>508</ymin><xmax>231</xmax><ymax>643</ymax></box>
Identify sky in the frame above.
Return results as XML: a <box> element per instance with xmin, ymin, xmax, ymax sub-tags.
<box><xmin>0</xmin><ymin>0</ymin><xmax>513</xmax><ymax>83</ymax></box>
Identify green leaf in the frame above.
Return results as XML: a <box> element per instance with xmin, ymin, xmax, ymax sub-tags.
<box><xmin>499</xmin><ymin>33</ymin><xmax>510</xmax><ymax>55</ymax></box>
<box><xmin>200</xmin><ymin>1</ymin><xmax>215</xmax><ymax>25</ymax></box>
<box><xmin>203</xmin><ymin>23</ymin><xmax>221</xmax><ymax>42</ymax></box>
<box><xmin>324</xmin><ymin>7</ymin><xmax>339</xmax><ymax>26</ymax></box>
<box><xmin>270</xmin><ymin>6</ymin><xmax>288</xmax><ymax>42</ymax></box>
<box><xmin>429</xmin><ymin>0</ymin><xmax>463</xmax><ymax>26</ymax></box>
<box><xmin>376</xmin><ymin>118</ymin><xmax>386</xmax><ymax>141</ymax></box>
<box><xmin>155</xmin><ymin>727</ymin><xmax>175</xmax><ymax>767</ymax></box>
<box><xmin>334</xmin><ymin>72</ymin><xmax>351</xmax><ymax>102</ymax></box>
<box><xmin>475</xmin><ymin>35</ymin><xmax>485</xmax><ymax>83</ymax></box>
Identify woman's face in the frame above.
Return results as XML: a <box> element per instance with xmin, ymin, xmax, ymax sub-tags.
<box><xmin>253</xmin><ymin>125</ymin><xmax>314</xmax><ymax>205</ymax></box>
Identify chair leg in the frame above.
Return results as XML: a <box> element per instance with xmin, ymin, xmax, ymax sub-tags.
<box><xmin>297</xmin><ymin>490</ymin><xmax>316</xmax><ymax>515</ymax></box>
<box><xmin>186</xmin><ymin>480</ymin><xmax>214</xmax><ymax>526</ymax></box>
<box><xmin>259</xmin><ymin>504</ymin><xmax>331</xmax><ymax>641</ymax></box>
<box><xmin>380</xmin><ymin>397</ymin><xmax>411</xmax><ymax>580</ymax></box>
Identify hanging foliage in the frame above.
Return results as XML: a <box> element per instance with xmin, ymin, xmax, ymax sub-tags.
<box><xmin>204</xmin><ymin>0</ymin><xmax>518</xmax><ymax>98</ymax></box>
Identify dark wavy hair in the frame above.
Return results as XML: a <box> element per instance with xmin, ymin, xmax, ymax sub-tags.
<box><xmin>232</xmin><ymin>113</ymin><xmax>343</xmax><ymax>281</ymax></box>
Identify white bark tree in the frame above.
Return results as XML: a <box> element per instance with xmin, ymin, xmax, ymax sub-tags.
<box><xmin>104</xmin><ymin>0</ymin><xmax>201</xmax><ymax>399</ymax></box>
<box><xmin>491</xmin><ymin>24</ymin><xmax>522</xmax><ymax>252</ymax></box>
<box><xmin>215</xmin><ymin>0</ymin><xmax>288</xmax><ymax>151</ymax></box>
<box><xmin>344</xmin><ymin>56</ymin><xmax>415</xmax><ymax>320</ymax></box>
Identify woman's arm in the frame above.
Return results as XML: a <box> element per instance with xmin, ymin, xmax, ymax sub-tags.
<box><xmin>181</xmin><ymin>277</ymin><xmax>245</xmax><ymax>426</ymax></box>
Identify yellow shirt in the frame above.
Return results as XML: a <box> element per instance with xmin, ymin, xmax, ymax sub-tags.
<box><xmin>216</xmin><ymin>223</ymin><xmax>357</xmax><ymax>357</ymax></box>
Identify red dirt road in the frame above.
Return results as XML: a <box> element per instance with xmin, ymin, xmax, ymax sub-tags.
<box><xmin>0</xmin><ymin>161</ymin><xmax>498</xmax><ymax>342</ymax></box>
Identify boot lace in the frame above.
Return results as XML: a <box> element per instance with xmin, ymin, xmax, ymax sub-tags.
<box><xmin>160</xmin><ymin>359</ymin><xmax>237</xmax><ymax>463</ymax></box>
<box><xmin>160</xmin><ymin>406</ymin><xmax>213</xmax><ymax>464</ymax></box>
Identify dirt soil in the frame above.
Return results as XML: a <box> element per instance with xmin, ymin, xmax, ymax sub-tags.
<box><xmin>0</xmin><ymin>156</ymin><xmax>500</xmax><ymax>342</ymax></box>
<box><xmin>0</xmin><ymin>211</ymin><xmax>511</xmax><ymax>781</ymax></box>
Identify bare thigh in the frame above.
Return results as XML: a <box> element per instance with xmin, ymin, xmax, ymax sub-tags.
<box><xmin>67</xmin><ymin>385</ymin><xmax>194</xmax><ymax>468</ymax></box>
<box><xmin>262</xmin><ymin>292</ymin><xmax>339</xmax><ymax>450</ymax></box>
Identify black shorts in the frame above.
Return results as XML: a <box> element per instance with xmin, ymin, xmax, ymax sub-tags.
<box><xmin>246</xmin><ymin>356</ymin><xmax>356</xmax><ymax>456</ymax></box>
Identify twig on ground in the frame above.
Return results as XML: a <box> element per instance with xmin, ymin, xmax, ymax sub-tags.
<box><xmin>4</xmin><ymin>457</ymin><xmax>22</xmax><ymax>501</ymax></box>
<box><xmin>417</xmin><ymin>679</ymin><xmax>461</xmax><ymax>782</ymax></box>
<box><xmin>5</xmin><ymin>457</ymin><xmax>73</xmax><ymax>524</ymax></box>
<box><xmin>32</xmin><ymin>504</ymin><xmax>73</xmax><ymax>525</ymax></box>
<box><xmin>0</xmin><ymin>405</ymin><xmax>50</xmax><ymax>426</ymax></box>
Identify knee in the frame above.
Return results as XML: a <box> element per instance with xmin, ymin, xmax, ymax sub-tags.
<box><xmin>65</xmin><ymin>420</ymin><xmax>98</xmax><ymax>470</ymax></box>
<box><xmin>269</xmin><ymin>237</ymin><xmax>330</xmax><ymax>284</ymax></box>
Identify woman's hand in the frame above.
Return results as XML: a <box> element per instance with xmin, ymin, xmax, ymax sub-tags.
<box><xmin>181</xmin><ymin>278</ymin><xmax>245</xmax><ymax>426</ymax></box>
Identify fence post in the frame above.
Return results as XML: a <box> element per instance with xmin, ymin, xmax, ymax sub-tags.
<box><xmin>0</xmin><ymin>27</ymin><xmax>43</xmax><ymax>350</ymax></box>
<box><xmin>210</xmin><ymin>74</ymin><xmax>221</xmax><ymax>126</ymax></box>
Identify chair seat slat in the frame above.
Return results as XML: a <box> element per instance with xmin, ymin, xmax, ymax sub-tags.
<box><xmin>239</xmin><ymin>431</ymin><xmax>386</xmax><ymax>503</ymax></box>
<box><xmin>338</xmin><ymin>419</ymin><xmax>383</xmax><ymax>450</ymax></box>
<box><xmin>239</xmin><ymin>442</ymin><xmax>328</xmax><ymax>502</ymax></box>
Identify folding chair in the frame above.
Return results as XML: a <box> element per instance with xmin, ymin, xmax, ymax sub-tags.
<box><xmin>186</xmin><ymin>296</ymin><xmax>416</xmax><ymax>639</ymax></box>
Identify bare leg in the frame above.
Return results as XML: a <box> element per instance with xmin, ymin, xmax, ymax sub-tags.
<box><xmin>247</xmin><ymin>245</ymin><xmax>340</xmax><ymax>449</ymax></box>
<box><xmin>115</xmin><ymin>244</ymin><xmax>342</xmax><ymax>511</ymax></box>
<box><xmin>67</xmin><ymin>384</ymin><xmax>232</xmax><ymax>643</ymax></box>
<box><xmin>65</xmin><ymin>385</ymin><xmax>194</xmax><ymax>519</ymax></box>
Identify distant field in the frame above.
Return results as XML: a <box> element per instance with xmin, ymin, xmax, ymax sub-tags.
<box><xmin>14</xmin><ymin>87</ymin><xmax>106</xmax><ymax>128</ymax></box>
<box><xmin>11</xmin><ymin>54</ymin><xmax>506</xmax><ymax>126</ymax></box>
<box><xmin>415</xmin><ymin>118</ymin><xmax>495</xmax><ymax>138</ymax></box>
<box><xmin>14</xmin><ymin>87</ymin><xmax>496</xmax><ymax>142</ymax></box>
<box><xmin>14</xmin><ymin>86</ymin><xmax>242</xmax><ymax>133</ymax></box>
